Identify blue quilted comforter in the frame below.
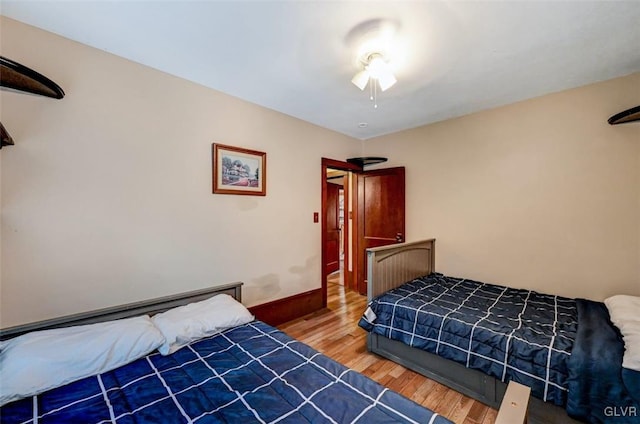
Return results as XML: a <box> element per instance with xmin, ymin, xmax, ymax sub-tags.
<box><xmin>359</xmin><ymin>273</ymin><xmax>578</xmax><ymax>406</ymax></box>
<box><xmin>1</xmin><ymin>321</ymin><xmax>452</xmax><ymax>424</ymax></box>
<box><xmin>566</xmin><ymin>299</ymin><xmax>640</xmax><ymax>423</ymax></box>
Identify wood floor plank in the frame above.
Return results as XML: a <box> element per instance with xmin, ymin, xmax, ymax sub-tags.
<box><xmin>448</xmin><ymin>394</ymin><xmax>476</xmax><ymax>423</ymax></box>
<box><xmin>482</xmin><ymin>406</ymin><xmax>499</xmax><ymax>424</ymax></box>
<box><xmin>435</xmin><ymin>389</ymin><xmax>465</xmax><ymax>418</ymax></box>
<box><xmin>386</xmin><ymin>369</ymin><xmax>419</xmax><ymax>394</ymax></box>
<box><xmin>422</xmin><ymin>382</ymin><xmax>451</xmax><ymax>411</ymax></box>
<box><xmin>466</xmin><ymin>400</ymin><xmax>490</xmax><ymax>423</ymax></box>
<box><xmin>397</xmin><ymin>372</ymin><xmax>424</xmax><ymax>399</ymax></box>
<box><xmin>278</xmin><ymin>282</ymin><xmax>499</xmax><ymax>423</ymax></box>
<box><xmin>410</xmin><ymin>378</ymin><xmax>438</xmax><ymax>404</ymax></box>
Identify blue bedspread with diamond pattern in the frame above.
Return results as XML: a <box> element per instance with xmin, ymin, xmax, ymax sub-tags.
<box><xmin>1</xmin><ymin>320</ymin><xmax>451</xmax><ymax>424</ymax></box>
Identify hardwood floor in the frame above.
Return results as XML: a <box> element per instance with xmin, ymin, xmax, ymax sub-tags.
<box><xmin>278</xmin><ymin>282</ymin><xmax>498</xmax><ymax>424</ymax></box>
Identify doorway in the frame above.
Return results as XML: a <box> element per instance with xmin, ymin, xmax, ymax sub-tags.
<box><xmin>321</xmin><ymin>158</ymin><xmax>407</xmax><ymax>308</ymax></box>
<box><xmin>326</xmin><ymin>170</ymin><xmax>347</xmax><ymax>285</ymax></box>
<box><xmin>321</xmin><ymin>158</ymin><xmax>361</xmax><ymax>307</ymax></box>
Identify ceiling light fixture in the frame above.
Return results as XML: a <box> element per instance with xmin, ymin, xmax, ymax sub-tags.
<box><xmin>351</xmin><ymin>52</ymin><xmax>397</xmax><ymax>109</ymax></box>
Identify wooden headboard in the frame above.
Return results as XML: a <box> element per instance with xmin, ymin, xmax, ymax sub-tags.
<box><xmin>0</xmin><ymin>282</ymin><xmax>243</xmax><ymax>340</ymax></box>
<box><xmin>366</xmin><ymin>239</ymin><xmax>435</xmax><ymax>301</ymax></box>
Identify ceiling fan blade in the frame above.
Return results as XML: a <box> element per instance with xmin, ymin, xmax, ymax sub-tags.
<box><xmin>1</xmin><ymin>121</ymin><xmax>15</xmax><ymax>148</ymax></box>
<box><xmin>0</xmin><ymin>56</ymin><xmax>65</xmax><ymax>99</ymax></box>
<box><xmin>608</xmin><ymin>105</ymin><xmax>640</xmax><ymax>125</ymax></box>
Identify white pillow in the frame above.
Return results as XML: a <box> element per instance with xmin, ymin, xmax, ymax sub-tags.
<box><xmin>0</xmin><ymin>315</ymin><xmax>165</xmax><ymax>406</ymax></box>
<box><xmin>605</xmin><ymin>295</ymin><xmax>640</xmax><ymax>372</ymax></box>
<box><xmin>152</xmin><ymin>294</ymin><xmax>254</xmax><ymax>355</ymax></box>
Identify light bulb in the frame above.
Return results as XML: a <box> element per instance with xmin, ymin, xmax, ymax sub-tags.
<box><xmin>351</xmin><ymin>70</ymin><xmax>369</xmax><ymax>90</ymax></box>
<box><xmin>366</xmin><ymin>56</ymin><xmax>388</xmax><ymax>80</ymax></box>
<box><xmin>365</xmin><ymin>55</ymin><xmax>396</xmax><ymax>91</ymax></box>
<box><xmin>378</xmin><ymin>72</ymin><xmax>397</xmax><ymax>91</ymax></box>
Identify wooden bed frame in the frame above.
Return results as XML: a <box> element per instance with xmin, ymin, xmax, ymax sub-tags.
<box><xmin>366</xmin><ymin>239</ymin><xmax>583</xmax><ymax>424</ymax></box>
<box><xmin>0</xmin><ymin>282</ymin><xmax>243</xmax><ymax>340</ymax></box>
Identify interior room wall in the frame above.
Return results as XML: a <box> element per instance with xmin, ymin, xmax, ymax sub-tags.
<box><xmin>0</xmin><ymin>17</ymin><xmax>362</xmax><ymax>328</ymax></box>
<box><xmin>364</xmin><ymin>73</ymin><xmax>640</xmax><ymax>301</ymax></box>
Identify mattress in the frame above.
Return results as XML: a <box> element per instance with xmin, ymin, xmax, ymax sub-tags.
<box><xmin>1</xmin><ymin>320</ymin><xmax>452</xmax><ymax>424</ymax></box>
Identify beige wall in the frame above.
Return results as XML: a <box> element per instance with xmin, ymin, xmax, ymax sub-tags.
<box><xmin>2</xmin><ymin>17</ymin><xmax>638</xmax><ymax>328</ymax></box>
<box><xmin>0</xmin><ymin>17</ymin><xmax>362</xmax><ymax>328</ymax></box>
<box><xmin>365</xmin><ymin>73</ymin><xmax>640</xmax><ymax>300</ymax></box>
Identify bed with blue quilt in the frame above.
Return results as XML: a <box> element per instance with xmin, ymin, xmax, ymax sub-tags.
<box><xmin>0</xmin><ymin>283</ymin><xmax>452</xmax><ymax>424</ymax></box>
<box><xmin>361</xmin><ymin>239</ymin><xmax>640</xmax><ymax>424</ymax></box>
<box><xmin>360</xmin><ymin>273</ymin><xmax>577</xmax><ymax>407</ymax></box>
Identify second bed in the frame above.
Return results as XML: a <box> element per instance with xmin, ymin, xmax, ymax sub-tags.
<box><xmin>359</xmin><ymin>239</ymin><xmax>639</xmax><ymax>424</ymax></box>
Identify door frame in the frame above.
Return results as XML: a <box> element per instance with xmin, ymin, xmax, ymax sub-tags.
<box><xmin>324</xmin><ymin>180</ymin><xmax>341</xmax><ymax>275</ymax></box>
<box><xmin>321</xmin><ymin>158</ymin><xmax>362</xmax><ymax>307</ymax></box>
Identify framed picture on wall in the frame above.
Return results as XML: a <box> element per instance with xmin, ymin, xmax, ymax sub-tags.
<box><xmin>212</xmin><ymin>143</ymin><xmax>267</xmax><ymax>196</ymax></box>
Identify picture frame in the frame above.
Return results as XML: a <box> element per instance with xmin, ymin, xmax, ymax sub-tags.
<box><xmin>212</xmin><ymin>143</ymin><xmax>267</xmax><ymax>196</ymax></box>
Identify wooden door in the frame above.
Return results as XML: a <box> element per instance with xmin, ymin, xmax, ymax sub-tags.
<box><xmin>356</xmin><ymin>167</ymin><xmax>405</xmax><ymax>294</ymax></box>
<box><xmin>324</xmin><ymin>182</ymin><xmax>341</xmax><ymax>275</ymax></box>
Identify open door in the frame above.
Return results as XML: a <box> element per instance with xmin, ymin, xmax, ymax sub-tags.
<box><xmin>324</xmin><ymin>182</ymin><xmax>341</xmax><ymax>275</ymax></box>
<box><xmin>321</xmin><ymin>158</ymin><xmax>362</xmax><ymax>307</ymax></box>
<box><xmin>356</xmin><ymin>167</ymin><xmax>406</xmax><ymax>295</ymax></box>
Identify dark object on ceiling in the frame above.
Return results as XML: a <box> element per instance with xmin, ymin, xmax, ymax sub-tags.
<box><xmin>0</xmin><ymin>56</ymin><xmax>66</xmax><ymax>148</ymax></box>
<box><xmin>1</xmin><ymin>122</ymin><xmax>14</xmax><ymax>149</ymax></box>
<box><xmin>346</xmin><ymin>157</ymin><xmax>388</xmax><ymax>167</ymax></box>
<box><xmin>608</xmin><ymin>105</ymin><xmax>640</xmax><ymax>125</ymax></box>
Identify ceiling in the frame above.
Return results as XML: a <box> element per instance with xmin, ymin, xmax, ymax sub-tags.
<box><xmin>2</xmin><ymin>1</ymin><xmax>639</xmax><ymax>140</ymax></box>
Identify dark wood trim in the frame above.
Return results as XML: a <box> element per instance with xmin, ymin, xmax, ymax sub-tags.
<box><xmin>248</xmin><ymin>288</ymin><xmax>323</xmax><ymax>327</ymax></box>
<box><xmin>321</xmin><ymin>158</ymin><xmax>362</xmax><ymax>307</ymax></box>
<box><xmin>341</xmin><ymin>175</ymin><xmax>349</xmax><ymax>290</ymax></box>
<box><xmin>357</xmin><ymin>170</ymin><xmax>365</xmax><ymax>294</ymax></box>
<box><xmin>322</xmin><ymin>158</ymin><xmax>362</xmax><ymax>172</ymax></box>
<box><xmin>351</xmin><ymin>172</ymin><xmax>361</xmax><ymax>293</ymax></box>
